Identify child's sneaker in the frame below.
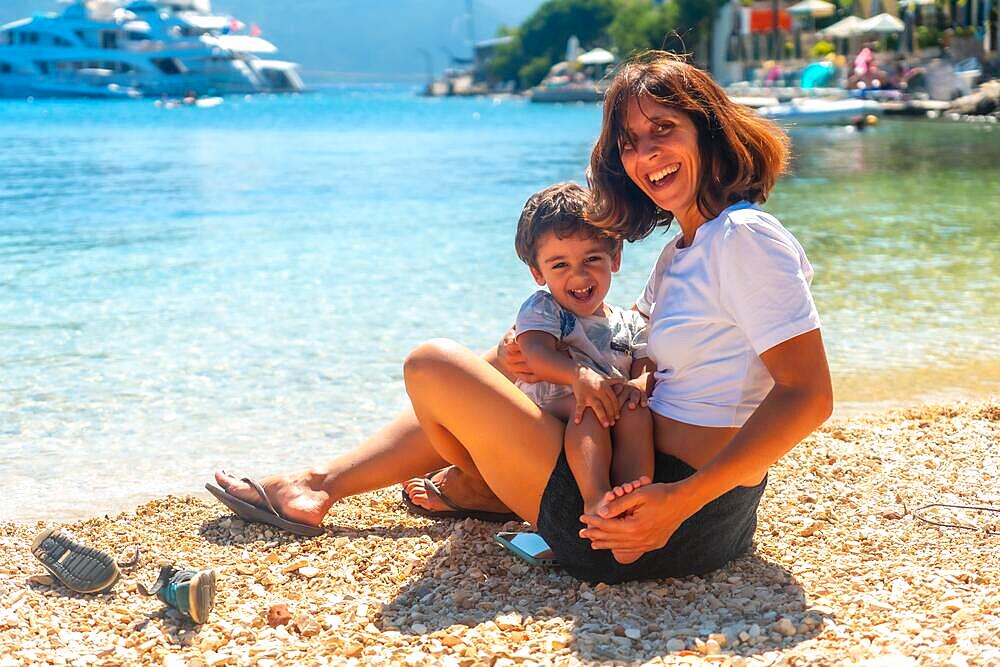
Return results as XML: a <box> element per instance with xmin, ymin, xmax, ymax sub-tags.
<box><xmin>31</xmin><ymin>528</ymin><xmax>120</xmax><ymax>594</ymax></box>
<box><xmin>148</xmin><ymin>565</ymin><xmax>216</xmax><ymax>624</ymax></box>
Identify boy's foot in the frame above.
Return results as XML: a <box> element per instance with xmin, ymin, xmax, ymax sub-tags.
<box><xmin>596</xmin><ymin>476</ymin><xmax>652</xmax><ymax>565</ymax></box>
<box><xmin>582</xmin><ymin>492</ymin><xmax>614</xmax><ymax>519</ymax></box>
<box><xmin>597</xmin><ymin>476</ymin><xmax>652</xmax><ymax>518</ymax></box>
<box><xmin>213</xmin><ymin>471</ymin><xmax>331</xmax><ymax>529</ymax></box>
<box><xmin>595</xmin><ymin>475</ymin><xmax>652</xmax><ymax>565</ymax></box>
<box><xmin>612</xmin><ymin>549</ymin><xmax>646</xmax><ymax>565</ymax></box>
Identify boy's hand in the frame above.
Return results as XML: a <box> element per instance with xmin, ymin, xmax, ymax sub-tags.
<box><xmin>615</xmin><ymin>380</ymin><xmax>648</xmax><ymax>410</ymax></box>
<box><xmin>571</xmin><ymin>367</ymin><xmax>624</xmax><ymax>427</ymax></box>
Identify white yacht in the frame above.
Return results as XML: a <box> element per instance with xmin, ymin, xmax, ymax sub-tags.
<box><xmin>0</xmin><ymin>0</ymin><xmax>304</xmax><ymax>98</ymax></box>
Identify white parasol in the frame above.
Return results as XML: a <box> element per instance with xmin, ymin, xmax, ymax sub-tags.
<box><xmin>576</xmin><ymin>48</ymin><xmax>615</xmax><ymax>65</ymax></box>
<box><xmin>818</xmin><ymin>15</ymin><xmax>865</xmax><ymax>38</ymax></box>
<box><xmin>858</xmin><ymin>13</ymin><xmax>906</xmax><ymax>33</ymax></box>
<box><xmin>787</xmin><ymin>0</ymin><xmax>837</xmax><ymax>17</ymax></box>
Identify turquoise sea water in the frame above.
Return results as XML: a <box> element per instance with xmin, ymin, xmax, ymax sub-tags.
<box><xmin>2</xmin><ymin>86</ymin><xmax>998</xmax><ymax>520</ymax></box>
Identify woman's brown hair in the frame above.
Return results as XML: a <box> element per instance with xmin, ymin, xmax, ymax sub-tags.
<box><xmin>588</xmin><ymin>51</ymin><xmax>790</xmax><ymax>242</ymax></box>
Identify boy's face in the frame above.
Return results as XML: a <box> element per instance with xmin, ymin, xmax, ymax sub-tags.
<box><xmin>529</xmin><ymin>231</ymin><xmax>621</xmax><ymax>317</ymax></box>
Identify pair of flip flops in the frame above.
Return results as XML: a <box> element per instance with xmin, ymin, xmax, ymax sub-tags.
<box><xmin>400</xmin><ymin>469</ymin><xmax>520</xmax><ymax>523</ymax></box>
<box><xmin>207</xmin><ymin>470</ymin><xmax>518</xmax><ymax>535</ymax></box>
<box><xmin>205</xmin><ymin>475</ymin><xmax>324</xmax><ymax>537</ymax></box>
<box><xmin>30</xmin><ymin>528</ymin><xmax>215</xmax><ymax>624</ymax></box>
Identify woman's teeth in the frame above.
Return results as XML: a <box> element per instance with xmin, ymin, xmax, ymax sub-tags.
<box><xmin>569</xmin><ymin>287</ymin><xmax>594</xmax><ymax>301</ymax></box>
<box><xmin>649</xmin><ymin>164</ymin><xmax>679</xmax><ymax>184</ymax></box>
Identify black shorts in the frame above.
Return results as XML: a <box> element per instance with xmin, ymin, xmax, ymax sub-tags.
<box><xmin>536</xmin><ymin>449</ymin><xmax>767</xmax><ymax>584</ymax></box>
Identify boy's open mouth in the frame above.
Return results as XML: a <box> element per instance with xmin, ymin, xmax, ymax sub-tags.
<box><xmin>568</xmin><ymin>286</ymin><xmax>595</xmax><ymax>302</ymax></box>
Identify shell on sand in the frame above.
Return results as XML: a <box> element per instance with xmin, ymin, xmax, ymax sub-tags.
<box><xmin>0</xmin><ymin>400</ymin><xmax>997</xmax><ymax>665</ymax></box>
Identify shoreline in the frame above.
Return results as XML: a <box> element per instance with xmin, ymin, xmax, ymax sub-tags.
<box><xmin>1</xmin><ymin>398</ymin><xmax>997</xmax><ymax>665</ymax></box>
<box><xmin>3</xmin><ymin>388</ymin><xmax>997</xmax><ymax>526</ymax></box>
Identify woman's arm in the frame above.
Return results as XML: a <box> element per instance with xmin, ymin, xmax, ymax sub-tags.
<box><xmin>686</xmin><ymin>328</ymin><xmax>832</xmax><ymax>495</ymax></box>
<box><xmin>579</xmin><ymin>329</ymin><xmax>832</xmax><ymax>556</ymax></box>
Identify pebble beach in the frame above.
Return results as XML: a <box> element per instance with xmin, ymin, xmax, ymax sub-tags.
<box><xmin>1</xmin><ymin>399</ymin><xmax>997</xmax><ymax>666</ymax></box>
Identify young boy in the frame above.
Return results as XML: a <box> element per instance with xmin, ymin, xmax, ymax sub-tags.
<box><xmin>513</xmin><ymin>182</ymin><xmax>654</xmax><ymax>519</ymax></box>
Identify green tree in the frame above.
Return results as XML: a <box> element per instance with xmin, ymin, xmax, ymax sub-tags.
<box><xmin>675</xmin><ymin>0</ymin><xmax>730</xmax><ymax>62</ymax></box>
<box><xmin>607</xmin><ymin>0</ymin><xmax>678</xmax><ymax>58</ymax></box>
<box><xmin>488</xmin><ymin>0</ymin><xmax>618</xmax><ymax>89</ymax></box>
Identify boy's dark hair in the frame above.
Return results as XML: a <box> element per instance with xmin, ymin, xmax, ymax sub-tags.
<box><xmin>515</xmin><ymin>182</ymin><xmax>619</xmax><ymax>269</ymax></box>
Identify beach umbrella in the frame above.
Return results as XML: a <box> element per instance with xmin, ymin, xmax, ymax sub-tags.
<box><xmin>817</xmin><ymin>15</ymin><xmax>865</xmax><ymax>38</ymax></box>
<box><xmin>859</xmin><ymin>13</ymin><xmax>905</xmax><ymax>33</ymax></box>
<box><xmin>787</xmin><ymin>0</ymin><xmax>836</xmax><ymax>17</ymax></box>
<box><xmin>577</xmin><ymin>48</ymin><xmax>615</xmax><ymax>65</ymax></box>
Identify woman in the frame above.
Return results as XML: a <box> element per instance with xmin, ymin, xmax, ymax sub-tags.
<box><xmin>211</xmin><ymin>51</ymin><xmax>832</xmax><ymax>583</ymax></box>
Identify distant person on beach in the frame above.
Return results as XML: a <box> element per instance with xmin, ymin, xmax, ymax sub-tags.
<box><xmin>209</xmin><ymin>51</ymin><xmax>832</xmax><ymax>583</ymax></box>
<box><xmin>510</xmin><ymin>182</ymin><xmax>653</xmax><ymax>552</ymax></box>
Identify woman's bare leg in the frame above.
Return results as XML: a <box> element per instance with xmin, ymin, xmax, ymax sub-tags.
<box><xmin>214</xmin><ymin>410</ymin><xmax>451</xmax><ymax>526</ymax></box>
<box><xmin>215</xmin><ymin>350</ymin><xmax>512</xmax><ymax>526</ymax></box>
<box><xmin>403</xmin><ymin>339</ymin><xmax>565</xmax><ymax>525</ymax></box>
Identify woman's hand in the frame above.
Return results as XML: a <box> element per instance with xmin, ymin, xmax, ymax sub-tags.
<box><xmin>497</xmin><ymin>327</ymin><xmax>538</xmax><ymax>383</ymax></box>
<box><xmin>578</xmin><ymin>481</ymin><xmax>703</xmax><ymax>562</ymax></box>
<box><xmin>571</xmin><ymin>367</ymin><xmax>624</xmax><ymax>427</ymax></box>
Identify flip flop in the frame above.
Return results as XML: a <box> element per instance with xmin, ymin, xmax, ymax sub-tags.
<box><xmin>31</xmin><ymin>528</ymin><xmax>121</xmax><ymax>594</ymax></box>
<box><xmin>205</xmin><ymin>475</ymin><xmax>324</xmax><ymax>537</ymax></box>
<box><xmin>401</xmin><ymin>468</ymin><xmax>520</xmax><ymax>523</ymax></box>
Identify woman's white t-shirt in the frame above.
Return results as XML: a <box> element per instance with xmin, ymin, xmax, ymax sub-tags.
<box><xmin>635</xmin><ymin>201</ymin><xmax>820</xmax><ymax>428</ymax></box>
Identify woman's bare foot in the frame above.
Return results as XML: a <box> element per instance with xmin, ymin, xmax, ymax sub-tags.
<box><xmin>402</xmin><ymin>466</ymin><xmax>512</xmax><ymax>515</ymax></box>
<box><xmin>214</xmin><ymin>470</ymin><xmax>333</xmax><ymax>528</ymax></box>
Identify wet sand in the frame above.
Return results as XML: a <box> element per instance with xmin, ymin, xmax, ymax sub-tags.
<box><xmin>1</xmin><ymin>399</ymin><xmax>997</xmax><ymax>666</ymax></box>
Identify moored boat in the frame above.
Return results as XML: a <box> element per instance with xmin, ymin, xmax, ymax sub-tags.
<box><xmin>757</xmin><ymin>98</ymin><xmax>882</xmax><ymax>125</ymax></box>
<box><xmin>0</xmin><ymin>0</ymin><xmax>304</xmax><ymax>98</ymax></box>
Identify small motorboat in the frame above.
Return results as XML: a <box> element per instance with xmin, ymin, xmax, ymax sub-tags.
<box><xmin>757</xmin><ymin>98</ymin><xmax>882</xmax><ymax>126</ymax></box>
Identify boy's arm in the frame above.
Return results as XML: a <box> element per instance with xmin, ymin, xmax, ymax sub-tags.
<box><xmin>616</xmin><ymin>356</ymin><xmax>655</xmax><ymax>410</ymax></box>
<box><xmin>516</xmin><ymin>330</ymin><xmax>583</xmax><ymax>385</ymax></box>
<box><xmin>518</xmin><ymin>330</ymin><xmax>623</xmax><ymax>427</ymax></box>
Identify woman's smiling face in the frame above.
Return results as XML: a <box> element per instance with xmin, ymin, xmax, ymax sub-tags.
<box><xmin>618</xmin><ymin>96</ymin><xmax>705</xmax><ymax>228</ymax></box>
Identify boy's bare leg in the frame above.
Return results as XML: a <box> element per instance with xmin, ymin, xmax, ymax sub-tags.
<box><xmin>592</xmin><ymin>405</ymin><xmax>654</xmax><ymax>564</ymax></box>
<box><xmin>609</xmin><ymin>405</ymin><xmax>654</xmax><ymax>487</ymax></box>
<box><xmin>563</xmin><ymin>406</ymin><xmax>615</xmax><ymax>517</ymax></box>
